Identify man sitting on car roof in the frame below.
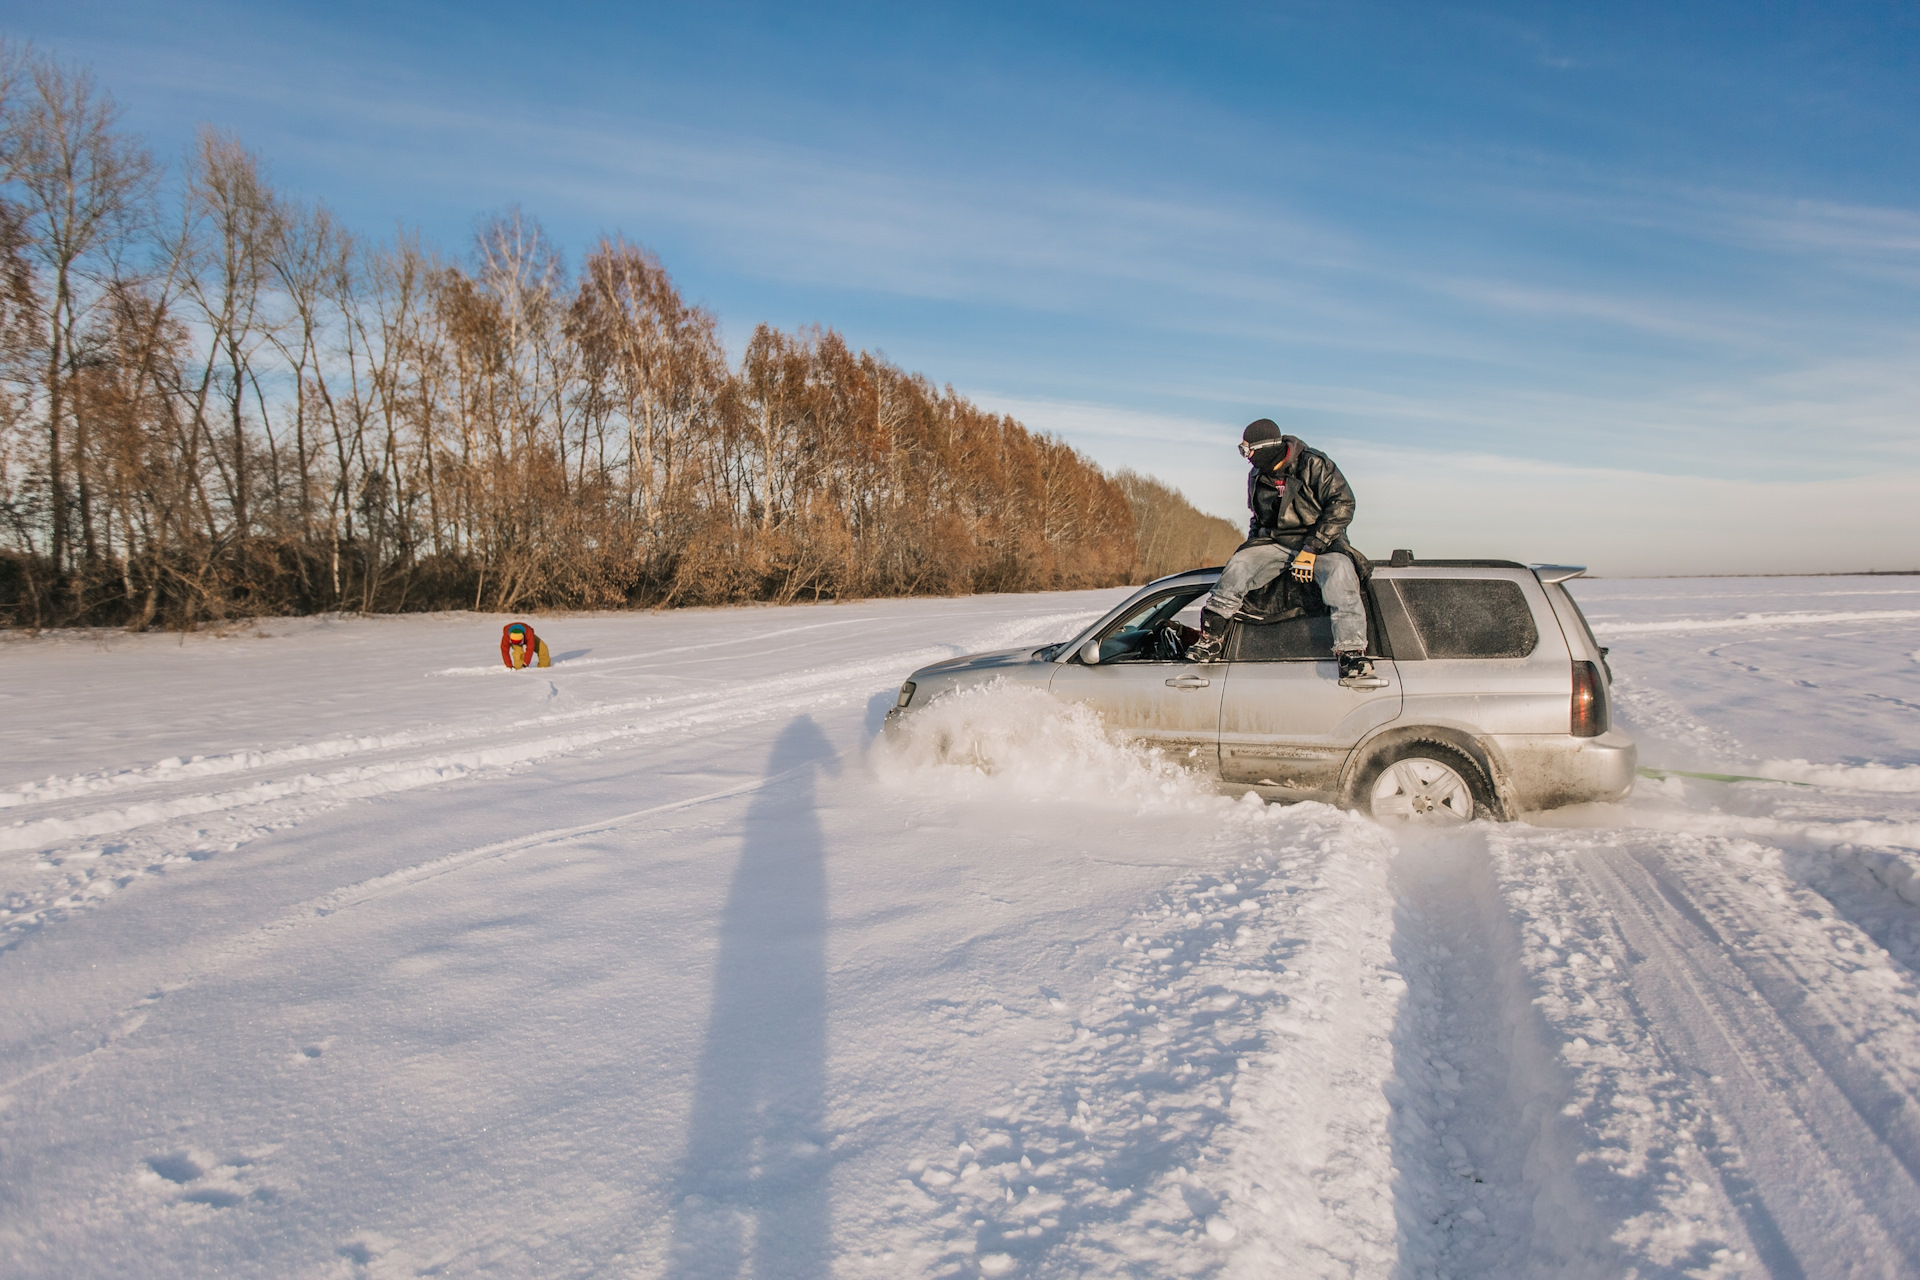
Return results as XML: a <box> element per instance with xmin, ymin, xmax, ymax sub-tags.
<box><xmin>1189</xmin><ymin>418</ymin><xmax>1374</xmax><ymax>682</ymax></box>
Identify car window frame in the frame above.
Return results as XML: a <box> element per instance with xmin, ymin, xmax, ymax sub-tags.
<box><xmin>1081</xmin><ymin>585</ymin><xmax>1209</xmax><ymax>664</ymax></box>
<box><xmin>1388</xmin><ymin>575</ymin><xmax>1541</xmax><ymax>661</ymax></box>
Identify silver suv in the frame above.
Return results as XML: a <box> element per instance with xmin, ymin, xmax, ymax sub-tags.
<box><xmin>888</xmin><ymin>559</ymin><xmax>1635</xmax><ymax>824</ymax></box>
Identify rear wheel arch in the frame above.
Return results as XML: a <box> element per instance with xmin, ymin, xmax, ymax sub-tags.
<box><xmin>1342</xmin><ymin>725</ymin><xmax>1514</xmax><ymax>821</ymax></box>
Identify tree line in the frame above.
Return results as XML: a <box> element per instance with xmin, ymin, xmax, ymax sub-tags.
<box><xmin>0</xmin><ymin>47</ymin><xmax>1239</xmax><ymax>630</ymax></box>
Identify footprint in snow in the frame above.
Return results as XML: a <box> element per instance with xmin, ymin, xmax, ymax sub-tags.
<box><xmin>146</xmin><ymin>1152</ymin><xmax>201</xmax><ymax>1185</ymax></box>
<box><xmin>142</xmin><ymin>1148</ymin><xmax>277</xmax><ymax>1210</ymax></box>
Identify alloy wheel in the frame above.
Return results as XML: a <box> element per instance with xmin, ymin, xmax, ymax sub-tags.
<box><xmin>1369</xmin><ymin>756</ymin><xmax>1475</xmax><ymax>824</ymax></box>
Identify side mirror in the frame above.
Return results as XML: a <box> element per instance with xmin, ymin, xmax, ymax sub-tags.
<box><xmin>1079</xmin><ymin>637</ymin><xmax>1103</xmax><ymax>665</ymax></box>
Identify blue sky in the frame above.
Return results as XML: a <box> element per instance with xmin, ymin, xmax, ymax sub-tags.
<box><xmin>10</xmin><ymin>1</ymin><xmax>1918</xmax><ymax>573</ymax></box>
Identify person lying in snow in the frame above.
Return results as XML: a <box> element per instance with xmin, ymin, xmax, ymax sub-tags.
<box><xmin>1188</xmin><ymin>418</ymin><xmax>1374</xmax><ymax>682</ymax></box>
<box><xmin>500</xmin><ymin>622</ymin><xmax>551</xmax><ymax>669</ymax></box>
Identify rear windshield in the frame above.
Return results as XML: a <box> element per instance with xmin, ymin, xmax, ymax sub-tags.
<box><xmin>1396</xmin><ymin>578</ymin><xmax>1539</xmax><ymax>659</ymax></box>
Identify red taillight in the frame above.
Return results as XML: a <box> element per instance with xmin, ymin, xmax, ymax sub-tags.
<box><xmin>1571</xmin><ymin>660</ymin><xmax>1608</xmax><ymax>738</ymax></box>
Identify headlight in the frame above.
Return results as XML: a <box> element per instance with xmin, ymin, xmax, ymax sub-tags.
<box><xmin>896</xmin><ymin>681</ymin><xmax>916</xmax><ymax>708</ymax></box>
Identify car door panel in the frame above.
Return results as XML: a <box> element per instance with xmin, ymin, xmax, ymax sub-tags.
<box><xmin>1048</xmin><ymin>661</ymin><xmax>1225</xmax><ymax>775</ymax></box>
<box><xmin>1217</xmin><ymin>658</ymin><xmax>1403</xmax><ymax>792</ymax></box>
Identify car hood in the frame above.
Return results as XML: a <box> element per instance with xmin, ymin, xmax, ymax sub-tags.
<box><xmin>912</xmin><ymin>646</ymin><xmax>1051</xmax><ymax>678</ymax></box>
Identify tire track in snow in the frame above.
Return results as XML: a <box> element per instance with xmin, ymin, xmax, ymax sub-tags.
<box><xmin>0</xmin><ymin>661</ymin><xmax>859</xmax><ymax>853</ymax></box>
<box><xmin>1383</xmin><ymin>833</ymin><xmax>1543</xmax><ymax>1279</ymax></box>
<box><xmin>1212</xmin><ymin>817</ymin><xmax>1404</xmax><ymax>1280</ymax></box>
<box><xmin>1580</xmin><ymin>843</ymin><xmax>1920</xmax><ymax>1276</ymax></box>
<box><xmin>884</xmin><ymin>806</ymin><xmax>1404</xmax><ymax>1279</ymax></box>
<box><xmin>1490</xmin><ymin>822</ymin><xmax>1920</xmax><ymax>1278</ymax></box>
<box><xmin>1618</xmin><ymin>842</ymin><xmax>1920</xmax><ymax>1188</ymax></box>
<box><xmin>1513</xmin><ymin>721</ymin><xmax>1920</xmax><ymax>1271</ymax></box>
<box><xmin>1592</xmin><ymin>609</ymin><xmax>1920</xmax><ymax>638</ymax></box>
<box><xmin>0</xmin><ymin>610</ymin><xmax>1101</xmax><ymax>952</ymax></box>
<box><xmin>0</xmin><ymin>674</ymin><xmax>851</xmax><ymax>951</ymax></box>
<box><xmin>1484</xmin><ymin>831</ymin><xmax>1760</xmax><ymax>1277</ymax></box>
<box><xmin>0</xmin><ymin>607</ymin><xmax>1097</xmax><ymax>814</ymax></box>
<box><xmin>0</xmin><ymin>761</ymin><xmax>825</xmax><ymax>1106</ymax></box>
<box><xmin>264</xmin><ymin>762</ymin><xmax>823</xmax><ymax>931</ymax></box>
<box><xmin>0</xmin><ymin>609</ymin><xmax>1108</xmax><ymax>1109</ymax></box>
<box><xmin>1765</xmin><ymin>820</ymin><xmax>1920</xmax><ymax>1002</ymax></box>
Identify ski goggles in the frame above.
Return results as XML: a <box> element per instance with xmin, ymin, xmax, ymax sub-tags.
<box><xmin>1239</xmin><ymin>439</ymin><xmax>1282</xmax><ymax>459</ymax></box>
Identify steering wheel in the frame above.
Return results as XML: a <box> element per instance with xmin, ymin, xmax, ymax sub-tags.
<box><xmin>1149</xmin><ymin>621</ymin><xmax>1187</xmax><ymax>662</ymax></box>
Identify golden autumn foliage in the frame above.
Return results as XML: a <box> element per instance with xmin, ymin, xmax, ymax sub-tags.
<box><xmin>1111</xmin><ymin>470</ymin><xmax>1245</xmax><ymax>582</ymax></box>
<box><xmin>0</xmin><ymin>50</ymin><xmax>1200</xmax><ymax>628</ymax></box>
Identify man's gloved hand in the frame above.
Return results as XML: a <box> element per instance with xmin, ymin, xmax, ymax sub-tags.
<box><xmin>1290</xmin><ymin>550</ymin><xmax>1317</xmax><ymax>582</ymax></box>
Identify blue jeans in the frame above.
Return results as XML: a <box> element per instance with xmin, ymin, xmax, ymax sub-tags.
<box><xmin>1207</xmin><ymin>545</ymin><xmax>1368</xmax><ymax>653</ymax></box>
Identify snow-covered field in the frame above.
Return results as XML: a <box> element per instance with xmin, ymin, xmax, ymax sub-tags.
<box><xmin>3</xmin><ymin>575</ymin><xmax>1918</xmax><ymax>1278</ymax></box>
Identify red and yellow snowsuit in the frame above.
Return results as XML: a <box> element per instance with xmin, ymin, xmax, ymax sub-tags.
<box><xmin>501</xmin><ymin>622</ymin><xmax>551</xmax><ymax>669</ymax></box>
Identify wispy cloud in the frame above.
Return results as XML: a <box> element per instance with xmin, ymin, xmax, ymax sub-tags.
<box><xmin>43</xmin><ymin>5</ymin><xmax>1920</xmax><ymax>570</ymax></box>
<box><xmin>978</xmin><ymin>392</ymin><xmax>1920</xmax><ymax>575</ymax></box>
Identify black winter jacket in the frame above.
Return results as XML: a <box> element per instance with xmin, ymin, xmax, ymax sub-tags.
<box><xmin>1246</xmin><ymin>436</ymin><xmax>1356</xmax><ymax>553</ymax></box>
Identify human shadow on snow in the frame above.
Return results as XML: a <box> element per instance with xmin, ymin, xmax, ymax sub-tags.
<box><xmin>667</xmin><ymin>715</ymin><xmax>838</xmax><ymax>1280</ymax></box>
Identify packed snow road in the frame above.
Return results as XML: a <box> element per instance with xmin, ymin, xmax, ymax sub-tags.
<box><xmin>1</xmin><ymin>577</ymin><xmax>1918</xmax><ymax>1278</ymax></box>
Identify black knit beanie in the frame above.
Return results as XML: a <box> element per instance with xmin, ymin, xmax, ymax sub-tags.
<box><xmin>1242</xmin><ymin>418</ymin><xmax>1283</xmax><ymax>446</ymax></box>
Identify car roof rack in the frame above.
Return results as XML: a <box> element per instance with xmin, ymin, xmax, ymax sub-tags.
<box><xmin>1386</xmin><ymin>558</ymin><xmax>1531</xmax><ymax>570</ymax></box>
<box><xmin>1530</xmin><ymin>564</ymin><xmax>1588</xmax><ymax>583</ymax></box>
<box><xmin>1156</xmin><ymin>559</ymin><xmax>1577</xmax><ymax>580</ymax></box>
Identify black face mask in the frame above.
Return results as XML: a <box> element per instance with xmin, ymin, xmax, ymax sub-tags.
<box><xmin>1241</xmin><ymin>441</ymin><xmax>1287</xmax><ymax>469</ymax></box>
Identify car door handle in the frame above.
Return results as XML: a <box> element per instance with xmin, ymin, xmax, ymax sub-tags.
<box><xmin>1165</xmin><ymin>675</ymin><xmax>1211</xmax><ymax>688</ymax></box>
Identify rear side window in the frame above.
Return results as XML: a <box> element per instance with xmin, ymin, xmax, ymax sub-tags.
<box><xmin>1231</xmin><ymin>612</ymin><xmax>1335</xmax><ymax>661</ymax></box>
<box><xmin>1396</xmin><ymin>579</ymin><xmax>1538</xmax><ymax>659</ymax></box>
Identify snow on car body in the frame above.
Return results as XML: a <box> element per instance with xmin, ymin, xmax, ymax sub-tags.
<box><xmin>888</xmin><ymin>558</ymin><xmax>1636</xmax><ymax>821</ymax></box>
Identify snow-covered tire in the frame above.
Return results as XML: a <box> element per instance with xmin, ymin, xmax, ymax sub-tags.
<box><xmin>1356</xmin><ymin>741</ymin><xmax>1495</xmax><ymax>826</ymax></box>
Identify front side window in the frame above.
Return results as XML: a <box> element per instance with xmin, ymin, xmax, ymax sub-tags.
<box><xmin>1396</xmin><ymin>579</ymin><xmax>1538</xmax><ymax>659</ymax></box>
<box><xmin>1094</xmin><ymin>588</ymin><xmax>1205</xmax><ymax>662</ymax></box>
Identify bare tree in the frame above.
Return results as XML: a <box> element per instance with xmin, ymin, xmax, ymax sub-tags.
<box><xmin>178</xmin><ymin>128</ymin><xmax>279</xmax><ymax>548</ymax></box>
<box><xmin>571</xmin><ymin>238</ymin><xmax>727</xmax><ymax>566</ymax></box>
<box><xmin>266</xmin><ymin>198</ymin><xmax>349</xmax><ymax>541</ymax></box>
<box><xmin>8</xmin><ymin>55</ymin><xmax>153</xmax><ymax>579</ymax></box>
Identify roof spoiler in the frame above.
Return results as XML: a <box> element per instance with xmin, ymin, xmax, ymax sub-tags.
<box><xmin>1531</xmin><ymin>564</ymin><xmax>1587</xmax><ymax>583</ymax></box>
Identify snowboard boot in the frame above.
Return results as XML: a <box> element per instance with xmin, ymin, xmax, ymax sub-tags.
<box><xmin>1337</xmin><ymin>651</ymin><xmax>1377</xmax><ymax>686</ymax></box>
<box><xmin>1188</xmin><ymin>608</ymin><xmax>1232</xmax><ymax>662</ymax></box>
